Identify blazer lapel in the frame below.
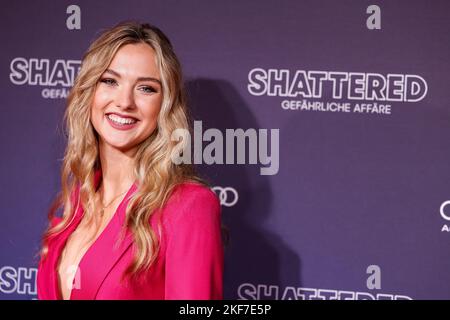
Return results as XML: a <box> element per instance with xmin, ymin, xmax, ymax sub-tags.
<box><xmin>70</xmin><ymin>181</ymin><xmax>137</xmax><ymax>300</ymax></box>
<box><xmin>45</xmin><ymin>171</ymin><xmax>100</xmax><ymax>299</ymax></box>
<box><xmin>44</xmin><ymin>193</ymin><xmax>84</xmax><ymax>300</ymax></box>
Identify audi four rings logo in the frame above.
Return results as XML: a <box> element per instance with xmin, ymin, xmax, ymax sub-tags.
<box><xmin>440</xmin><ymin>201</ymin><xmax>450</xmax><ymax>221</ymax></box>
<box><xmin>212</xmin><ymin>187</ymin><xmax>239</xmax><ymax>207</ymax></box>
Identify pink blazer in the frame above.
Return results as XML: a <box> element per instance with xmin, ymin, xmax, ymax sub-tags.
<box><xmin>37</xmin><ymin>171</ymin><xmax>224</xmax><ymax>300</ymax></box>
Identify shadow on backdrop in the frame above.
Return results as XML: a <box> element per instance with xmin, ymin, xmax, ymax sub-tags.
<box><xmin>186</xmin><ymin>78</ymin><xmax>301</xmax><ymax>299</ymax></box>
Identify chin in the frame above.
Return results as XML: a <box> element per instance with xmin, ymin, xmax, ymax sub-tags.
<box><xmin>102</xmin><ymin>139</ymin><xmax>135</xmax><ymax>152</ymax></box>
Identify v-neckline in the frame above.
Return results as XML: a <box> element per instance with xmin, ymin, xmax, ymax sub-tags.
<box><xmin>56</xmin><ymin>179</ymin><xmax>136</xmax><ymax>300</ymax></box>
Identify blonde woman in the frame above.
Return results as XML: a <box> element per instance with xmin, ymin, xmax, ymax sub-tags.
<box><xmin>37</xmin><ymin>21</ymin><xmax>223</xmax><ymax>300</ymax></box>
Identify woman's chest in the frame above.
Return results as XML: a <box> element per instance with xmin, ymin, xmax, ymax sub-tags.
<box><xmin>57</xmin><ymin>218</ymin><xmax>109</xmax><ymax>298</ymax></box>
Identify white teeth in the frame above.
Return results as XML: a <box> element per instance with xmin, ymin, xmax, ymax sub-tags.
<box><xmin>107</xmin><ymin>114</ymin><xmax>137</xmax><ymax>125</ymax></box>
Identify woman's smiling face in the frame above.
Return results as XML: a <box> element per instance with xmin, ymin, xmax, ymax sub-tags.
<box><xmin>90</xmin><ymin>42</ymin><xmax>163</xmax><ymax>154</ymax></box>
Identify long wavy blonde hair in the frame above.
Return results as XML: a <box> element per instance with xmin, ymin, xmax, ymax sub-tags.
<box><xmin>41</xmin><ymin>21</ymin><xmax>204</xmax><ymax>278</ymax></box>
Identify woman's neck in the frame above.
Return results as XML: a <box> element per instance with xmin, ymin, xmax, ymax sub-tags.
<box><xmin>98</xmin><ymin>141</ymin><xmax>136</xmax><ymax>200</ymax></box>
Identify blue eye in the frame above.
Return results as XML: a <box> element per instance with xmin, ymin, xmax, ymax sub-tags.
<box><xmin>140</xmin><ymin>86</ymin><xmax>157</xmax><ymax>94</ymax></box>
<box><xmin>100</xmin><ymin>78</ymin><xmax>117</xmax><ymax>85</ymax></box>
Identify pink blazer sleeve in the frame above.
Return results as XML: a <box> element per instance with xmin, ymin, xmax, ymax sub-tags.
<box><xmin>164</xmin><ymin>186</ymin><xmax>224</xmax><ymax>299</ymax></box>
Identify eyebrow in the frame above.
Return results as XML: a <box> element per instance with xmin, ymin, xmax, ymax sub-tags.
<box><xmin>104</xmin><ymin>69</ymin><xmax>162</xmax><ymax>86</ymax></box>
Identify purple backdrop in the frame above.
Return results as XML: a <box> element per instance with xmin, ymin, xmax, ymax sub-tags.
<box><xmin>1</xmin><ymin>0</ymin><xmax>450</xmax><ymax>299</ymax></box>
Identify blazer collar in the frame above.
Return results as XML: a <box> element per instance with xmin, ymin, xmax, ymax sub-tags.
<box><xmin>48</xmin><ymin>169</ymin><xmax>138</xmax><ymax>300</ymax></box>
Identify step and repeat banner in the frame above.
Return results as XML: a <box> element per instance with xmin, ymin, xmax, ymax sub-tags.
<box><xmin>1</xmin><ymin>0</ymin><xmax>450</xmax><ymax>299</ymax></box>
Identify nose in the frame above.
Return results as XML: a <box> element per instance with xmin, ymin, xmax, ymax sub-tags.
<box><xmin>114</xmin><ymin>85</ymin><xmax>136</xmax><ymax>110</ymax></box>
